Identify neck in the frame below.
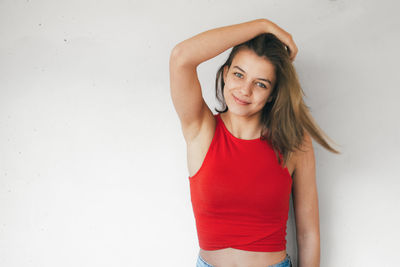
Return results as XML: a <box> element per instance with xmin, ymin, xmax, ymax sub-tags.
<box><xmin>221</xmin><ymin>111</ymin><xmax>262</xmax><ymax>140</ymax></box>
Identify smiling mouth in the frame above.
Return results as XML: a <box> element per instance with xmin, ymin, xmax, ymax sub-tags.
<box><xmin>233</xmin><ymin>95</ymin><xmax>250</xmax><ymax>104</ymax></box>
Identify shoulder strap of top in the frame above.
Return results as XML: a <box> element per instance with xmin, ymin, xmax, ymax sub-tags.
<box><xmin>214</xmin><ymin>113</ymin><xmax>223</xmax><ymax>133</ymax></box>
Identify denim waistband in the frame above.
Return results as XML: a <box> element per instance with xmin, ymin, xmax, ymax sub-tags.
<box><xmin>197</xmin><ymin>253</ymin><xmax>292</xmax><ymax>267</ymax></box>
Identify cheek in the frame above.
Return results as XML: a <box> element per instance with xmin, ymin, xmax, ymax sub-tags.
<box><xmin>255</xmin><ymin>92</ymin><xmax>270</xmax><ymax>104</ymax></box>
<box><xmin>225</xmin><ymin>76</ymin><xmax>241</xmax><ymax>88</ymax></box>
<box><xmin>223</xmin><ymin>81</ymin><xmax>235</xmax><ymax>94</ymax></box>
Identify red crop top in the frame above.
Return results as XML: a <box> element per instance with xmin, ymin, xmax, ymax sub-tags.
<box><xmin>188</xmin><ymin>113</ymin><xmax>292</xmax><ymax>252</ymax></box>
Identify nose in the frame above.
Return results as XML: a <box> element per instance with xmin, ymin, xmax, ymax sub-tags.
<box><xmin>240</xmin><ymin>80</ymin><xmax>253</xmax><ymax>96</ymax></box>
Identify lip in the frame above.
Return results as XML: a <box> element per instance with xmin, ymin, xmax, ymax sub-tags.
<box><xmin>233</xmin><ymin>95</ymin><xmax>250</xmax><ymax>105</ymax></box>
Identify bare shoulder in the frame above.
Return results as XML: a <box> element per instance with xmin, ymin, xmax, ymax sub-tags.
<box><xmin>292</xmin><ymin>130</ymin><xmax>315</xmax><ymax>179</ymax></box>
<box><xmin>293</xmin><ymin>130</ymin><xmax>315</xmax><ymax>179</ymax></box>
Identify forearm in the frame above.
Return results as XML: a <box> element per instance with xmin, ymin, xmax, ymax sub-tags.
<box><xmin>171</xmin><ymin>19</ymin><xmax>268</xmax><ymax>67</ymax></box>
<box><xmin>297</xmin><ymin>234</ymin><xmax>320</xmax><ymax>267</ymax></box>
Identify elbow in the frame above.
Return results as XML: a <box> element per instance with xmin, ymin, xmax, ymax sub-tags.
<box><xmin>170</xmin><ymin>43</ymin><xmax>196</xmax><ymax>68</ymax></box>
<box><xmin>170</xmin><ymin>44</ymin><xmax>185</xmax><ymax>65</ymax></box>
<box><xmin>297</xmin><ymin>230</ymin><xmax>320</xmax><ymax>243</ymax></box>
<box><xmin>170</xmin><ymin>44</ymin><xmax>181</xmax><ymax>60</ymax></box>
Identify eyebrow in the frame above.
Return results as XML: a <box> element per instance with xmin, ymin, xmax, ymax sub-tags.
<box><xmin>233</xmin><ymin>66</ymin><xmax>272</xmax><ymax>86</ymax></box>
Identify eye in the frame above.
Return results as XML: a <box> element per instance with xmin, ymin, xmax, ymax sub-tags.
<box><xmin>257</xmin><ymin>82</ymin><xmax>267</xmax><ymax>89</ymax></box>
<box><xmin>233</xmin><ymin>72</ymin><xmax>243</xmax><ymax>78</ymax></box>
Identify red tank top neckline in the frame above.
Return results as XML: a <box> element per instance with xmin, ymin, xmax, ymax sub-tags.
<box><xmin>217</xmin><ymin>113</ymin><xmax>262</xmax><ymax>142</ymax></box>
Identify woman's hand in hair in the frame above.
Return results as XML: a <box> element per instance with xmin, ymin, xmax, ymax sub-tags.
<box><xmin>262</xmin><ymin>18</ymin><xmax>298</xmax><ymax>61</ymax></box>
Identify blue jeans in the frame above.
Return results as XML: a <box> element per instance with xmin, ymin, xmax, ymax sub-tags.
<box><xmin>196</xmin><ymin>253</ymin><xmax>293</xmax><ymax>267</ymax></box>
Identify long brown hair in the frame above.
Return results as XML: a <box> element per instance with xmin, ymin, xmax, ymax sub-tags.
<box><xmin>214</xmin><ymin>33</ymin><xmax>340</xmax><ymax>168</ymax></box>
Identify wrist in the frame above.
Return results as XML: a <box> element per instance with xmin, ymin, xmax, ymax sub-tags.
<box><xmin>255</xmin><ymin>18</ymin><xmax>271</xmax><ymax>33</ymax></box>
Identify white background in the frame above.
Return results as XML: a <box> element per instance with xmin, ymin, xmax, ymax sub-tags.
<box><xmin>1</xmin><ymin>0</ymin><xmax>399</xmax><ymax>266</ymax></box>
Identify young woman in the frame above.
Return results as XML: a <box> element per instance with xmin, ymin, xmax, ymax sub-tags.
<box><xmin>169</xmin><ymin>18</ymin><xmax>339</xmax><ymax>267</ymax></box>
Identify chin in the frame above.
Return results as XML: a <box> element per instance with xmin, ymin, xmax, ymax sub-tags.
<box><xmin>226</xmin><ymin>105</ymin><xmax>250</xmax><ymax>116</ymax></box>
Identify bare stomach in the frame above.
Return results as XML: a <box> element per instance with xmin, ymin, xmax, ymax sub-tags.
<box><xmin>200</xmin><ymin>247</ymin><xmax>287</xmax><ymax>267</ymax></box>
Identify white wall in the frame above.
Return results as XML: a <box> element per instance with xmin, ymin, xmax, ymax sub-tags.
<box><xmin>0</xmin><ymin>0</ymin><xmax>399</xmax><ymax>266</ymax></box>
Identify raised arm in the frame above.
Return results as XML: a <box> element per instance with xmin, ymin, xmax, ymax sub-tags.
<box><xmin>171</xmin><ymin>19</ymin><xmax>268</xmax><ymax>68</ymax></box>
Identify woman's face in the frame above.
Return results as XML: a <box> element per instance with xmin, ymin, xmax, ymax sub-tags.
<box><xmin>223</xmin><ymin>48</ymin><xmax>276</xmax><ymax>117</ymax></box>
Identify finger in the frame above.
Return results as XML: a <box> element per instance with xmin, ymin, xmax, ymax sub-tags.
<box><xmin>287</xmin><ymin>42</ymin><xmax>298</xmax><ymax>61</ymax></box>
<box><xmin>285</xmin><ymin>45</ymin><xmax>294</xmax><ymax>60</ymax></box>
<box><xmin>286</xmin><ymin>36</ymin><xmax>297</xmax><ymax>59</ymax></box>
<box><xmin>271</xmin><ymin>28</ymin><xmax>298</xmax><ymax>60</ymax></box>
<box><xmin>291</xmin><ymin>42</ymin><xmax>298</xmax><ymax>59</ymax></box>
<box><xmin>289</xmin><ymin>47</ymin><xmax>296</xmax><ymax>61</ymax></box>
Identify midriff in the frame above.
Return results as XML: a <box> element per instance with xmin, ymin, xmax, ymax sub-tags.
<box><xmin>200</xmin><ymin>248</ymin><xmax>287</xmax><ymax>267</ymax></box>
